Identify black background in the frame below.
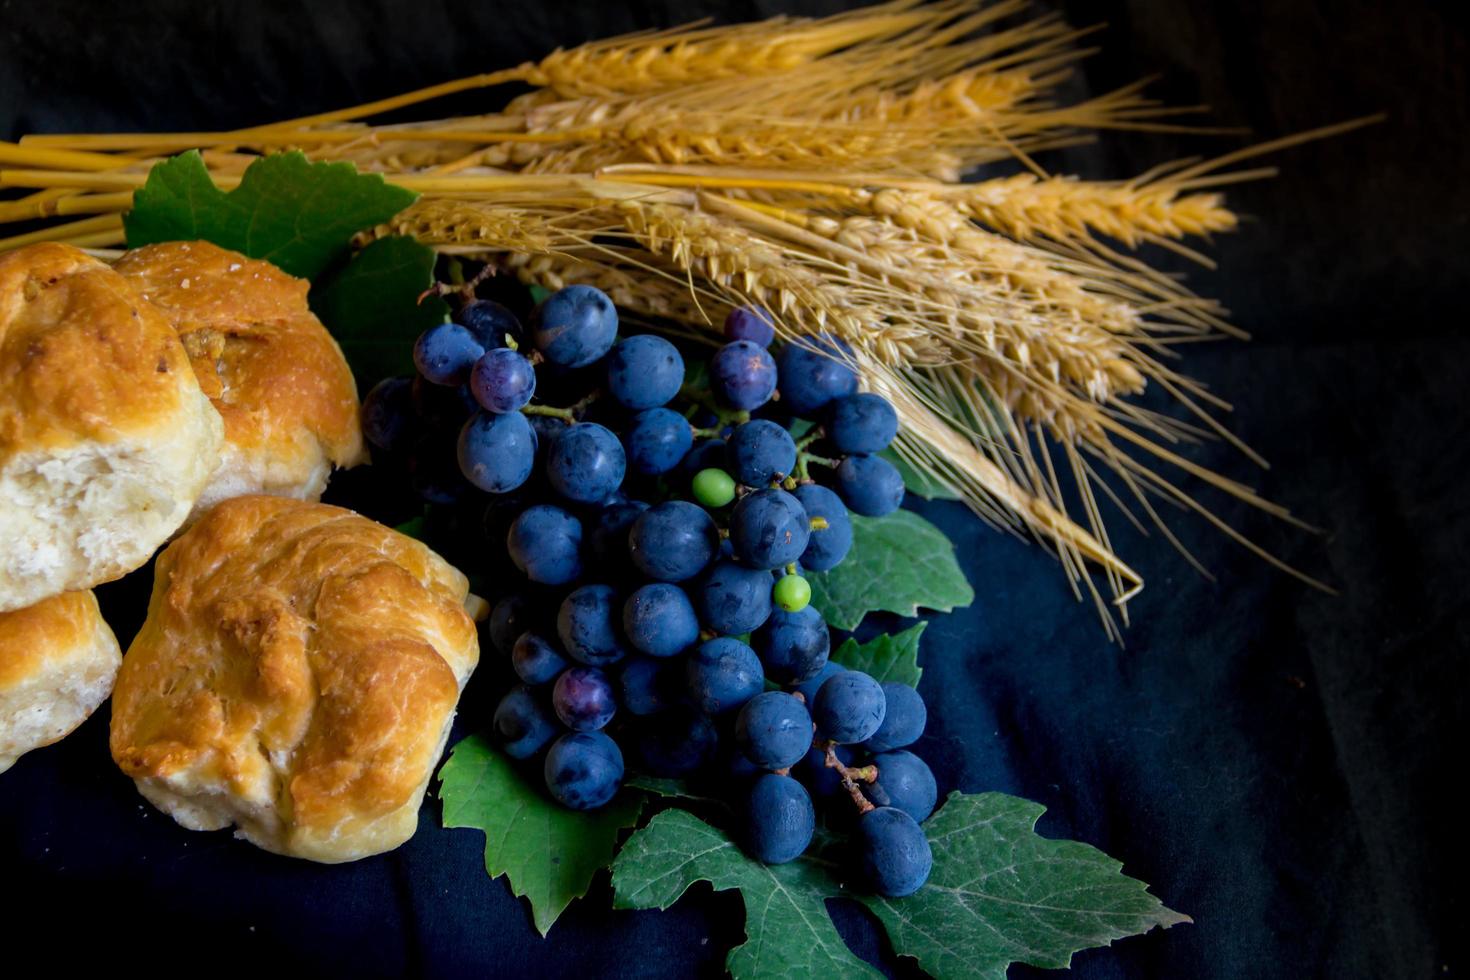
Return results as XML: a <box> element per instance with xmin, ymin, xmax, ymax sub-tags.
<box><xmin>1</xmin><ymin>1</ymin><xmax>1464</xmax><ymax>977</ymax></box>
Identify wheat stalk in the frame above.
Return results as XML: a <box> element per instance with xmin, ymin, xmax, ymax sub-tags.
<box><xmin>0</xmin><ymin>0</ymin><xmax>1366</xmax><ymax>635</ymax></box>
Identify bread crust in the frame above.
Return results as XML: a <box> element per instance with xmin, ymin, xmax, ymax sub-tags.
<box><xmin>0</xmin><ymin>243</ymin><xmax>224</xmax><ymax>611</ymax></box>
<box><xmin>0</xmin><ymin>590</ymin><xmax>122</xmax><ymax>773</ymax></box>
<box><xmin>114</xmin><ymin>242</ymin><xmax>365</xmax><ymax>518</ymax></box>
<box><xmin>109</xmin><ymin>495</ymin><xmax>479</xmax><ymax>862</ymax></box>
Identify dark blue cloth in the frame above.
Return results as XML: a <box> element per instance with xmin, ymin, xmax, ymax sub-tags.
<box><xmin>0</xmin><ymin>1</ymin><xmax>1460</xmax><ymax>976</ymax></box>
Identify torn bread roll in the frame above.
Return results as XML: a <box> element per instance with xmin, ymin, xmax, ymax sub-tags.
<box><xmin>114</xmin><ymin>241</ymin><xmax>365</xmax><ymax>524</ymax></box>
<box><xmin>0</xmin><ymin>590</ymin><xmax>122</xmax><ymax>774</ymax></box>
<box><xmin>110</xmin><ymin>495</ymin><xmax>479</xmax><ymax>863</ymax></box>
<box><xmin>0</xmin><ymin>243</ymin><xmax>224</xmax><ymax>612</ymax></box>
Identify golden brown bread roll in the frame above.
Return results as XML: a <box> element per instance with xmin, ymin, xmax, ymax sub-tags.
<box><xmin>110</xmin><ymin>495</ymin><xmax>479</xmax><ymax>863</ymax></box>
<box><xmin>0</xmin><ymin>243</ymin><xmax>224</xmax><ymax>612</ymax></box>
<box><xmin>114</xmin><ymin>242</ymin><xmax>365</xmax><ymax>523</ymax></box>
<box><xmin>0</xmin><ymin>590</ymin><xmax>122</xmax><ymax>773</ymax></box>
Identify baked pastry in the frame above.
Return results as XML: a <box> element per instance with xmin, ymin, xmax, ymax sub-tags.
<box><xmin>0</xmin><ymin>590</ymin><xmax>122</xmax><ymax>774</ymax></box>
<box><xmin>114</xmin><ymin>241</ymin><xmax>365</xmax><ymax>522</ymax></box>
<box><xmin>110</xmin><ymin>495</ymin><xmax>480</xmax><ymax>863</ymax></box>
<box><xmin>0</xmin><ymin>243</ymin><xmax>224</xmax><ymax>613</ymax></box>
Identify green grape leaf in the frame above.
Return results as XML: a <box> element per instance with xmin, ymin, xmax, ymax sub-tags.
<box><xmin>123</xmin><ymin>150</ymin><xmax>417</xmax><ymax>281</ymax></box>
<box><xmin>807</xmin><ymin>510</ymin><xmax>974</xmax><ymax>630</ymax></box>
<box><xmin>863</xmin><ymin>793</ymin><xmax>1191</xmax><ymax>979</ymax></box>
<box><xmin>309</xmin><ymin>235</ymin><xmax>450</xmax><ymax>388</ymax></box>
<box><xmin>392</xmin><ymin>514</ymin><xmax>427</xmax><ymax>541</ymax></box>
<box><xmin>613</xmin><ymin>796</ymin><xmax>1184</xmax><ymax>980</ymax></box>
<box><xmin>438</xmin><ymin>735</ymin><xmax>643</xmax><ymax>936</ymax></box>
<box><xmin>830</xmin><ymin>622</ymin><xmax>926</xmax><ymax>687</ymax></box>
<box><xmin>611</xmin><ymin>809</ymin><xmax>883</xmax><ymax>979</ymax></box>
<box><xmin>880</xmin><ymin>448</ymin><xmax>961</xmax><ymax>501</ymax></box>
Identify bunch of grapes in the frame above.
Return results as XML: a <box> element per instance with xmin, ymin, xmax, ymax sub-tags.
<box><xmin>362</xmin><ymin>286</ymin><xmax>932</xmax><ymax>897</ymax></box>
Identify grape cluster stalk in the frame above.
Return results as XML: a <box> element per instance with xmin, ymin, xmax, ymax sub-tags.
<box><xmin>362</xmin><ymin>281</ymin><xmax>935</xmax><ymax>896</ymax></box>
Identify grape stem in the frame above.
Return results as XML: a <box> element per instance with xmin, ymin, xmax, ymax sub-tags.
<box><xmin>691</xmin><ymin>426</ymin><xmax>726</xmax><ymax>440</ymax></box>
<box><xmin>419</xmin><ymin>260</ymin><xmax>497</xmax><ymax>305</ymax></box>
<box><xmin>794</xmin><ymin>451</ymin><xmax>839</xmax><ymax>482</ymax></box>
<box><xmin>521</xmin><ymin>404</ymin><xmax>575</xmax><ymax>422</ymax></box>
<box><xmin>521</xmin><ymin>387</ymin><xmax>601</xmax><ymax>423</ymax></box>
<box><xmin>821</xmin><ymin>740</ymin><xmax>877</xmax><ymax>815</ymax></box>
<box><xmin>793</xmin><ymin>429</ymin><xmax>823</xmax><ymax>452</ymax></box>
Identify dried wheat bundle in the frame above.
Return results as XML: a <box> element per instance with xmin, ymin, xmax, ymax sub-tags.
<box><xmin>0</xmin><ymin>0</ymin><xmax>1364</xmax><ymax>636</ymax></box>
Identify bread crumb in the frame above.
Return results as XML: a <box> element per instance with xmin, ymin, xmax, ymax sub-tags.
<box><xmin>228</xmin><ymin>263</ymin><xmax>242</xmax><ymax>272</ymax></box>
<box><xmin>180</xmin><ymin>278</ymin><xmax>191</xmax><ymax>289</ymax></box>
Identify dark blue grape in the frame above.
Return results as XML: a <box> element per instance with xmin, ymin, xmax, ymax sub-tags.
<box><xmin>722</xmin><ymin>744</ymin><xmax>763</xmax><ymax>783</ymax></box>
<box><xmin>587</xmin><ymin>499</ymin><xmax>649</xmax><ymax>573</ymax></box>
<box><xmin>729</xmin><ymin>488</ymin><xmax>810</xmax><ymax>569</ymax></box>
<box><xmin>557</xmin><ymin>584</ymin><xmax>629</xmax><ymax>666</ymax></box>
<box><xmin>493</xmin><ymin>686</ymin><xmax>560</xmax><ymax>759</ymax></box>
<box><xmin>411</xmin><ymin>375</ymin><xmax>478</xmax><ymax>431</ymax></box>
<box><xmin>512</xmin><ymin>631</ymin><xmax>569</xmax><ymax>686</ymax></box>
<box><xmin>359</xmin><ymin>376</ymin><xmax>415</xmax><ymax>453</ymax></box>
<box><xmin>742</xmin><ymin>773</ymin><xmax>815</xmax><ymax>864</ymax></box>
<box><xmin>679</xmin><ymin>438</ymin><xmax>729</xmax><ymax>479</ymax></box>
<box><xmin>622</xmin><ymin>583</ymin><xmax>699</xmax><ymax>658</ymax></box>
<box><xmin>606</xmin><ymin>334</ymin><xmax>685</xmax><ymax>410</ymax></box>
<box><xmin>826</xmin><ymin>392</ymin><xmax>898</xmax><ymax>454</ymax></box>
<box><xmin>414</xmin><ymin>321</ymin><xmax>486</xmax><ymax>386</ymax></box>
<box><xmin>794</xmin><ymin>743</ymin><xmax>853</xmax><ymax>803</ymax></box>
<box><xmin>775</xmin><ymin>333</ymin><xmax>858</xmax><ymax>415</ymax></box>
<box><xmin>409</xmin><ymin>434</ymin><xmax>473</xmax><ymax>504</ymax></box>
<box><xmin>753</xmin><ymin>605</ymin><xmax>830</xmax><ymax>684</ymax></box>
<box><xmin>735</xmin><ymin>691</ymin><xmax>813</xmax><ymax>770</ymax></box>
<box><xmin>623</xmin><ymin>408</ymin><xmax>694</xmax><ymax>476</ymax></box>
<box><xmin>544</xmin><ymin>731</ymin><xmax>624</xmax><ymax>810</ymax></box>
<box><xmin>791</xmin><ymin>660</ymin><xmax>845</xmax><ymax>706</ymax></box>
<box><xmin>726</xmin><ymin>420</ymin><xmax>796</xmax><ymax>487</ymax></box>
<box><xmin>724</xmin><ymin>306</ymin><xmax>776</xmax><ymax>347</ymax></box>
<box><xmin>458</xmin><ymin>410</ymin><xmax>535</xmax><ymax>493</ymax></box>
<box><xmin>618</xmin><ymin>656</ymin><xmax>677</xmax><ymax>716</ymax></box>
<box><xmin>531</xmin><ymin>285</ymin><xmax>618</xmax><ymax>368</ymax></box>
<box><xmin>631</xmin><ymin>706</ymin><xmax>717</xmax><ymax>777</ymax></box>
<box><xmin>833</xmin><ymin>453</ymin><xmax>905</xmax><ymax>517</ymax></box>
<box><xmin>489</xmin><ymin>595</ymin><xmax>535</xmax><ymax>656</ymax></box>
<box><xmin>694</xmin><ymin>561</ymin><xmax>773</xmax><ymax>635</ymax></box>
<box><xmin>710</xmin><ymin>340</ymin><xmax>778</xmax><ymax>411</ymax></box>
<box><xmin>686</xmin><ymin>637</ymin><xmax>764</xmax><ymax>716</ymax></box>
<box><xmin>629</xmin><ymin>500</ymin><xmax>719</xmax><ymax>582</ymax></box>
<box><xmin>458</xmin><ymin>298</ymin><xmax>523</xmax><ymax>350</ymax></box>
<box><xmin>869</xmin><ymin>750</ymin><xmax>937</xmax><ymax>823</ymax></box>
<box><xmin>864</xmin><ymin>682</ymin><xmax>926</xmax><ymax>752</ymax></box>
<box><xmin>469</xmin><ymin>348</ymin><xmax>536</xmax><ymax>414</ymax></box>
<box><xmin>858</xmin><ymin>806</ymin><xmax>932</xmax><ymax>897</ymax></box>
<box><xmin>546</xmin><ymin>422</ymin><xmax>626</xmax><ymax>504</ymax></box>
<box><xmin>525</xmin><ymin>414</ymin><xmax>565</xmax><ymax>453</ymax></box>
<box><xmin>813</xmin><ymin>670</ymin><xmax>886</xmax><ymax>744</ymax></box>
<box><xmin>507</xmin><ymin>504</ymin><xmax>583</xmax><ymax>585</ymax></box>
<box><xmin>792</xmin><ymin>484</ymin><xmax>852</xmax><ymax>571</ymax></box>
<box><xmin>552</xmin><ymin>666</ymin><xmax>617</xmax><ymax>731</ymax></box>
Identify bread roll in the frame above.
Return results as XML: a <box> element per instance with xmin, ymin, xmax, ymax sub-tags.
<box><xmin>110</xmin><ymin>495</ymin><xmax>479</xmax><ymax>863</ymax></box>
<box><xmin>0</xmin><ymin>590</ymin><xmax>122</xmax><ymax>773</ymax></box>
<box><xmin>0</xmin><ymin>243</ymin><xmax>224</xmax><ymax>612</ymax></box>
<box><xmin>114</xmin><ymin>242</ymin><xmax>365</xmax><ymax>523</ymax></box>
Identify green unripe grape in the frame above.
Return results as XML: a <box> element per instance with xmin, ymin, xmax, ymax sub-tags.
<box><xmin>693</xmin><ymin>468</ymin><xmax>737</xmax><ymax>508</ymax></box>
<box><xmin>772</xmin><ymin>574</ymin><xmax>812</xmax><ymax>613</ymax></box>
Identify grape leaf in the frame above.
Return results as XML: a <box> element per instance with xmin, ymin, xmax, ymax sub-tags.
<box><xmin>438</xmin><ymin>735</ymin><xmax>643</xmax><ymax>936</ymax></box>
<box><xmin>611</xmin><ymin>809</ymin><xmax>883</xmax><ymax>979</ymax></box>
<box><xmin>807</xmin><ymin>510</ymin><xmax>973</xmax><ymax>630</ymax></box>
<box><xmin>879</xmin><ymin>448</ymin><xmax>961</xmax><ymax>501</ymax></box>
<box><xmin>831</xmin><ymin>622</ymin><xmax>926</xmax><ymax>687</ymax></box>
<box><xmin>613</xmin><ymin>796</ymin><xmax>1185</xmax><ymax>980</ymax></box>
<box><xmin>123</xmin><ymin>150</ymin><xmax>417</xmax><ymax>281</ymax></box>
<box><xmin>310</xmin><ymin>235</ymin><xmax>449</xmax><ymax>388</ymax></box>
<box><xmin>863</xmin><ymin>793</ymin><xmax>1191</xmax><ymax>978</ymax></box>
